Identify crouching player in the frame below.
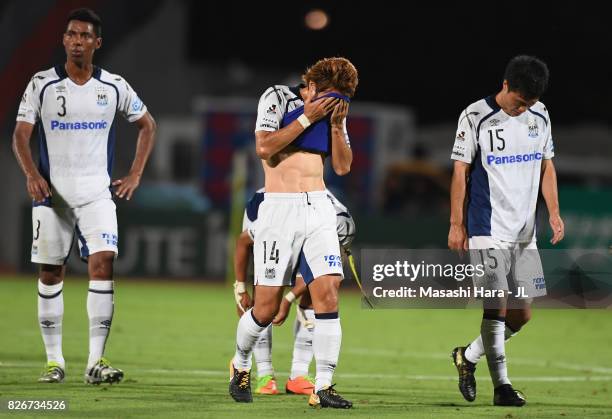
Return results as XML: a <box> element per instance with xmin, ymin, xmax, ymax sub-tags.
<box><xmin>233</xmin><ymin>188</ymin><xmax>356</xmax><ymax>395</ymax></box>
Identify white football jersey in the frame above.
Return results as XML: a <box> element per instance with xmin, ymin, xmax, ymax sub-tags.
<box><xmin>242</xmin><ymin>188</ymin><xmax>354</xmax><ymax>245</ymax></box>
<box><xmin>17</xmin><ymin>65</ymin><xmax>147</xmax><ymax>208</ymax></box>
<box><xmin>451</xmin><ymin>96</ymin><xmax>554</xmax><ymax>242</ymax></box>
<box><xmin>254</xmin><ymin>84</ymin><xmax>349</xmax><ymax>138</ymax></box>
<box><xmin>255</xmin><ymin>85</ymin><xmax>304</xmax><ymax>132</ymax></box>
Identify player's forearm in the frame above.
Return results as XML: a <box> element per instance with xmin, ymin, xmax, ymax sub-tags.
<box><xmin>449</xmin><ymin>166</ymin><xmax>468</xmax><ymax>226</ymax></box>
<box><xmin>255</xmin><ymin>121</ymin><xmax>305</xmax><ymax>160</ymax></box>
<box><xmin>234</xmin><ymin>232</ymin><xmax>253</xmax><ymax>282</ymax></box>
<box><xmin>129</xmin><ymin>121</ymin><xmax>156</xmax><ymax>176</ymax></box>
<box><xmin>290</xmin><ymin>278</ymin><xmax>308</xmax><ymax>298</ymax></box>
<box><xmin>330</xmin><ymin>125</ymin><xmax>352</xmax><ymax>176</ymax></box>
<box><xmin>234</xmin><ymin>244</ymin><xmax>251</xmax><ymax>283</ymax></box>
<box><xmin>541</xmin><ymin>160</ymin><xmax>560</xmax><ymax>217</ymax></box>
<box><xmin>12</xmin><ymin>133</ymin><xmax>39</xmax><ymax>179</ymax></box>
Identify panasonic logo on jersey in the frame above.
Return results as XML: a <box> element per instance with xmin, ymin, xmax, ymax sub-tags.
<box><xmin>487</xmin><ymin>152</ymin><xmax>543</xmax><ymax>165</ymax></box>
<box><xmin>50</xmin><ymin>120</ymin><xmax>108</xmax><ymax>130</ymax></box>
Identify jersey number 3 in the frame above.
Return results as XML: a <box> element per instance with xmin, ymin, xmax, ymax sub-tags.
<box><xmin>57</xmin><ymin>95</ymin><xmax>66</xmax><ymax>117</ymax></box>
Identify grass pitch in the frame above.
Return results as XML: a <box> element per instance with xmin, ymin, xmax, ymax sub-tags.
<box><xmin>1</xmin><ymin>276</ymin><xmax>611</xmax><ymax>418</ymax></box>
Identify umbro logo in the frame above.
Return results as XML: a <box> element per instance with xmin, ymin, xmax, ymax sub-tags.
<box><xmin>489</xmin><ymin>119</ymin><xmax>500</xmax><ymax>127</ymax></box>
<box><xmin>100</xmin><ymin>320</ymin><xmax>112</xmax><ymax>328</ymax></box>
<box><xmin>40</xmin><ymin>320</ymin><xmax>55</xmax><ymax>328</ymax></box>
<box><xmin>266</xmin><ymin>104</ymin><xmax>277</xmax><ymax>114</ymax></box>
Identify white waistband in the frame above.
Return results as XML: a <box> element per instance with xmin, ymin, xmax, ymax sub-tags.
<box><xmin>263</xmin><ymin>191</ymin><xmax>328</xmax><ymax>200</ymax></box>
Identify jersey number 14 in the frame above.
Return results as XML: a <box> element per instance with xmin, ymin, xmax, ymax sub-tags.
<box><xmin>263</xmin><ymin>241</ymin><xmax>279</xmax><ymax>264</ymax></box>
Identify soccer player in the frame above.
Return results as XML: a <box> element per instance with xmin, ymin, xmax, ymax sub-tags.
<box><xmin>12</xmin><ymin>8</ymin><xmax>156</xmax><ymax>384</ymax></box>
<box><xmin>233</xmin><ymin>188</ymin><xmax>356</xmax><ymax>396</ymax></box>
<box><xmin>448</xmin><ymin>55</ymin><xmax>563</xmax><ymax>406</ymax></box>
<box><xmin>228</xmin><ymin>57</ymin><xmax>357</xmax><ymax>408</ymax></box>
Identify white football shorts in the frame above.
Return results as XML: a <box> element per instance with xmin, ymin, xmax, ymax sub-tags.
<box><xmin>469</xmin><ymin>235</ymin><xmax>546</xmax><ymax>299</ymax></box>
<box><xmin>254</xmin><ymin>191</ymin><xmax>343</xmax><ymax>286</ymax></box>
<box><xmin>31</xmin><ymin>198</ymin><xmax>118</xmax><ymax>265</ymax></box>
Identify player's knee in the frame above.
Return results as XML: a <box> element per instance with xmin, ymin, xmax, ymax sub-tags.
<box><xmin>253</xmin><ymin>296</ymin><xmax>282</xmax><ymax>324</ymax></box>
<box><xmin>506</xmin><ymin>309</ymin><xmax>531</xmax><ymax>331</ymax></box>
<box><xmin>515</xmin><ymin>310</ymin><xmax>531</xmax><ymax>327</ymax></box>
<box><xmin>318</xmin><ymin>292</ymin><xmax>339</xmax><ymax>312</ymax></box>
<box><xmin>252</xmin><ymin>305</ymin><xmax>276</xmax><ymax>325</ymax></box>
<box><xmin>39</xmin><ymin>264</ymin><xmax>63</xmax><ymax>285</ymax></box>
<box><xmin>88</xmin><ymin>252</ymin><xmax>114</xmax><ymax>279</ymax></box>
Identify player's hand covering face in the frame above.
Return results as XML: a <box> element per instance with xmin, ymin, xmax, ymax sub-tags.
<box><xmin>330</xmin><ymin>100</ymin><xmax>349</xmax><ymax>126</ymax></box>
<box><xmin>303</xmin><ymin>84</ymin><xmax>338</xmax><ymax>123</ymax></box>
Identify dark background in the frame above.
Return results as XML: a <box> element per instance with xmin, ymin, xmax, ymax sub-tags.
<box><xmin>0</xmin><ymin>0</ymin><xmax>610</xmax><ymax>275</ymax></box>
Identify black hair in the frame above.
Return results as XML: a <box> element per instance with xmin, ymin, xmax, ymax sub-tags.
<box><xmin>504</xmin><ymin>55</ymin><xmax>549</xmax><ymax>100</ymax></box>
<box><xmin>67</xmin><ymin>8</ymin><xmax>102</xmax><ymax>37</ymax></box>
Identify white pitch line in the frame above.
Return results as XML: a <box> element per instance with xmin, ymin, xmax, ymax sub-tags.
<box><xmin>139</xmin><ymin>368</ymin><xmax>612</xmax><ymax>382</ymax></box>
<box><xmin>2</xmin><ymin>362</ymin><xmax>611</xmax><ymax>382</ymax></box>
<box><xmin>338</xmin><ymin>347</ymin><xmax>612</xmax><ymax>375</ymax></box>
<box><xmin>267</xmin><ymin>342</ymin><xmax>612</xmax><ymax>375</ymax></box>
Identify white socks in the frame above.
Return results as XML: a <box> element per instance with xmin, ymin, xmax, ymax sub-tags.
<box><xmin>233</xmin><ymin>309</ymin><xmax>268</xmax><ymax>371</ymax></box>
<box><xmin>38</xmin><ymin>280</ymin><xmax>65</xmax><ymax>368</ymax></box>
<box><xmin>313</xmin><ymin>312</ymin><xmax>342</xmax><ymax>392</ymax></box>
<box><xmin>253</xmin><ymin>325</ymin><xmax>274</xmax><ymax>377</ymax></box>
<box><xmin>465</xmin><ymin>323</ymin><xmax>517</xmax><ymax>364</ymax></box>
<box><xmin>87</xmin><ymin>280</ymin><xmax>114</xmax><ymax>368</ymax></box>
<box><xmin>290</xmin><ymin>308</ymin><xmax>314</xmax><ymax>379</ymax></box>
<box><xmin>481</xmin><ymin>317</ymin><xmax>511</xmax><ymax>387</ymax></box>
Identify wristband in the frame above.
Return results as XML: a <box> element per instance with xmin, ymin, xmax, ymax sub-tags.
<box><xmin>284</xmin><ymin>291</ymin><xmax>297</xmax><ymax>303</ymax></box>
<box><xmin>297</xmin><ymin>114</ymin><xmax>311</xmax><ymax>129</ymax></box>
<box><xmin>234</xmin><ymin>281</ymin><xmax>246</xmax><ymax>294</ymax></box>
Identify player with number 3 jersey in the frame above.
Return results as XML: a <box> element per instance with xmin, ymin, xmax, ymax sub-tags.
<box><xmin>12</xmin><ymin>8</ymin><xmax>156</xmax><ymax>385</ymax></box>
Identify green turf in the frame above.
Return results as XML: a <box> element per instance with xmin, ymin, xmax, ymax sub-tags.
<box><xmin>1</xmin><ymin>276</ymin><xmax>611</xmax><ymax>418</ymax></box>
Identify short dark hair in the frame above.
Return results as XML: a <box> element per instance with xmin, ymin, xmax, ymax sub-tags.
<box><xmin>67</xmin><ymin>8</ymin><xmax>102</xmax><ymax>37</ymax></box>
<box><xmin>504</xmin><ymin>55</ymin><xmax>549</xmax><ymax>100</ymax></box>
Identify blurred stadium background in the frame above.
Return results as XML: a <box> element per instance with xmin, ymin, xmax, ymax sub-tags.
<box><xmin>0</xmin><ymin>1</ymin><xmax>611</xmax><ymax>417</ymax></box>
<box><xmin>0</xmin><ymin>0</ymin><xmax>610</xmax><ymax>277</ymax></box>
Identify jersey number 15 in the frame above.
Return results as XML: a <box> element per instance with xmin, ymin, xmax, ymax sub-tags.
<box><xmin>488</xmin><ymin>129</ymin><xmax>505</xmax><ymax>151</ymax></box>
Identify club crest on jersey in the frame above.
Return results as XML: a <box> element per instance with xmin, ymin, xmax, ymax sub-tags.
<box><xmin>96</xmin><ymin>93</ymin><xmax>108</xmax><ymax>106</ymax></box>
<box><xmin>95</xmin><ymin>86</ymin><xmax>108</xmax><ymax>106</ymax></box>
<box><xmin>527</xmin><ymin>117</ymin><xmax>539</xmax><ymax>138</ymax></box>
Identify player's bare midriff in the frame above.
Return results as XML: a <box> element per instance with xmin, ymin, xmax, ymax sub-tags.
<box><xmin>262</xmin><ymin>146</ymin><xmax>326</xmax><ymax>193</ymax></box>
